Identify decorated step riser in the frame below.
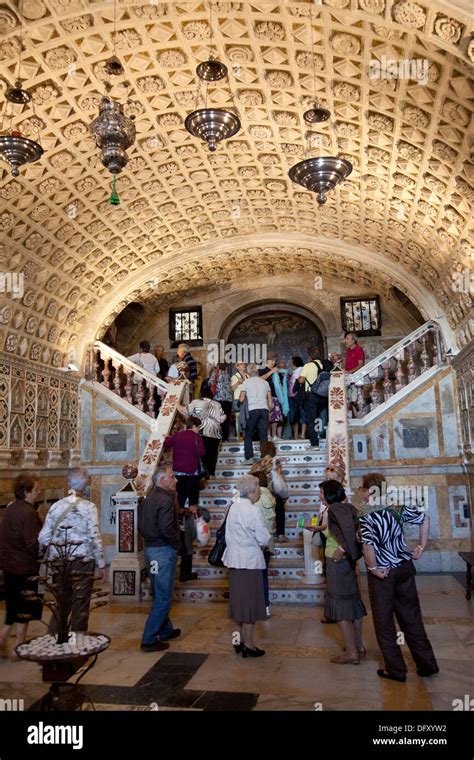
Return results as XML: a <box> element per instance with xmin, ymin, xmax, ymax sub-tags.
<box><xmin>201</xmin><ymin>474</ymin><xmax>324</xmax><ymax>496</ymax></box>
<box><xmin>199</xmin><ymin>494</ymin><xmax>321</xmax><ymax>508</ymax></box>
<box><xmin>216</xmin><ymin>452</ymin><xmax>327</xmax><ymax>472</ymax></box>
<box><xmin>212</xmin><ymin>466</ymin><xmax>327</xmax><ymax>478</ymax></box>
<box><xmin>219</xmin><ymin>442</ymin><xmax>326</xmax><ymax>453</ymax></box>
<box><xmin>168</xmin><ymin>589</ymin><xmax>325</xmax><ymax>604</ymax></box>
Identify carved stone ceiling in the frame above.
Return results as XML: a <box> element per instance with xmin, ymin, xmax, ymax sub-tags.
<box><xmin>0</xmin><ymin>0</ymin><xmax>473</xmax><ymax>367</ymax></box>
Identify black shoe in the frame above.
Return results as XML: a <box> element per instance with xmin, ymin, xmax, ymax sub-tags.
<box><xmin>140</xmin><ymin>641</ymin><xmax>170</xmax><ymax>652</ymax></box>
<box><xmin>161</xmin><ymin>629</ymin><xmax>181</xmax><ymax>642</ymax></box>
<box><xmin>377</xmin><ymin>669</ymin><xmax>406</xmax><ymax>683</ymax></box>
<box><xmin>233</xmin><ymin>643</ymin><xmax>244</xmax><ymax>654</ymax></box>
<box><xmin>417</xmin><ymin>666</ymin><xmax>439</xmax><ymax>677</ymax></box>
<box><xmin>321</xmin><ymin>617</ymin><xmax>337</xmax><ymax>624</ymax></box>
<box><xmin>242</xmin><ymin>645</ymin><xmax>265</xmax><ymax>658</ymax></box>
<box><xmin>223</xmin><ymin>591</ymin><xmax>230</xmax><ymax>600</ymax></box>
<box><xmin>179</xmin><ymin>572</ymin><xmax>199</xmax><ymax>582</ymax></box>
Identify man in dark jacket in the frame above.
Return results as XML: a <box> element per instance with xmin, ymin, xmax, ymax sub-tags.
<box><xmin>138</xmin><ymin>467</ymin><xmax>181</xmax><ymax>652</ymax></box>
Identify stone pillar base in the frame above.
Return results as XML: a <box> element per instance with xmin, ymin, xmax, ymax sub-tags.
<box><xmin>110</xmin><ymin>552</ymin><xmax>146</xmax><ymax>602</ymax></box>
<box><xmin>0</xmin><ymin>449</ymin><xmax>12</xmax><ymax>467</ymax></box>
<box><xmin>302</xmin><ymin>528</ymin><xmax>325</xmax><ymax>585</ymax></box>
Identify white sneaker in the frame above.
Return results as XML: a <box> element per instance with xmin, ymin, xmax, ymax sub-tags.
<box><xmin>244</xmin><ymin>458</ymin><xmax>254</xmax><ymax>465</ymax></box>
<box><xmin>266</xmin><ymin>606</ymin><xmax>271</xmax><ymax>618</ymax></box>
<box><xmin>306</xmin><ymin>444</ymin><xmax>320</xmax><ymax>451</ymax></box>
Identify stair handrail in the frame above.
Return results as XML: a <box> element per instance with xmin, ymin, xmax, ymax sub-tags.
<box><xmin>91</xmin><ymin>340</ymin><xmax>170</xmax><ymax>395</ymax></box>
<box><xmin>347</xmin><ymin>320</ymin><xmax>443</xmax><ymax>385</ymax></box>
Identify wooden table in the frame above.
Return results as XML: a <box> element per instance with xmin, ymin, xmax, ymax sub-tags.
<box><xmin>458</xmin><ymin>552</ymin><xmax>474</xmax><ymax>600</ymax></box>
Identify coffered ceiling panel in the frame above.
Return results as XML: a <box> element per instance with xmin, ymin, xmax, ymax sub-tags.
<box><xmin>0</xmin><ymin>0</ymin><xmax>472</xmax><ymax>366</ymax></box>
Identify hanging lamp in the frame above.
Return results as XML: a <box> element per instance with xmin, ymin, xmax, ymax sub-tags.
<box><xmin>0</xmin><ymin>18</ymin><xmax>43</xmax><ymax>177</ymax></box>
<box><xmin>288</xmin><ymin>0</ymin><xmax>352</xmax><ymax>204</ymax></box>
<box><xmin>184</xmin><ymin>3</ymin><xmax>240</xmax><ymax>151</ymax></box>
<box><xmin>88</xmin><ymin>0</ymin><xmax>136</xmax><ymax>200</ymax></box>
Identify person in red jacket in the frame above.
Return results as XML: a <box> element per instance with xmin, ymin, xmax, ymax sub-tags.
<box><xmin>164</xmin><ymin>417</ymin><xmax>205</xmax><ymax>582</ymax></box>
<box><xmin>344</xmin><ymin>332</ymin><xmax>365</xmax><ymax>416</ymax></box>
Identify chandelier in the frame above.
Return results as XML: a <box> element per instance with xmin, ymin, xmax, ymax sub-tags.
<box><xmin>185</xmin><ymin>4</ymin><xmax>240</xmax><ymax>151</ymax></box>
<box><xmin>88</xmin><ymin>1</ymin><xmax>136</xmax><ymax>204</ymax></box>
<box><xmin>0</xmin><ymin>21</ymin><xmax>43</xmax><ymax>177</ymax></box>
<box><xmin>288</xmin><ymin>0</ymin><xmax>352</xmax><ymax>204</ymax></box>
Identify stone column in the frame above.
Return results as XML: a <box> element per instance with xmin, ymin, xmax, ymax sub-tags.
<box><xmin>110</xmin><ymin>479</ymin><xmax>146</xmax><ymax>602</ymax></box>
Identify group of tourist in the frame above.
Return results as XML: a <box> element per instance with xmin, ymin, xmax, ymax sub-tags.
<box><xmin>223</xmin><ymin>469</ymin><xmax>438</xmax><ymax>679</ymax></box>
<box><xmin>0</xmin><ymin>469</ymin><xmax>104</xmax><ymax>659</ymax></box>
<box><xmin>0</xmin><ymin>466</ymin><xmax>438</xmax><ymax>683</ymax></box>
<box><xmin>126</xmin><ymin>331</ymin><xmax>366</xmax><ymax>444</ymax></box>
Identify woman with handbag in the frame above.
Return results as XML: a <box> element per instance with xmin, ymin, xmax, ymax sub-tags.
<box><xmin>0</xmin><ymin>475</ymin><xmax>42</xmax><ymax>658</ymax></box>
<box><xmin>319</xmin><ymin>479</ymin><xmax>367</xmax><ymax>665</ymax></box>
<box><xmin>164</xmin><ymin>417</ymin><xmax>206</xmax><ymax>582</ymax></box>
<box><xmin>223</xmin><ymin>475</ymin><xmax>270</xmax><ymax>658</ymax></box>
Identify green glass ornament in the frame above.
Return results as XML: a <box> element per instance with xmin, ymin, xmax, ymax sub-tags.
<box><xmin>109</xmin><ymin>175</ymin><xmax>120</xmax><ymax>205</ymax></box>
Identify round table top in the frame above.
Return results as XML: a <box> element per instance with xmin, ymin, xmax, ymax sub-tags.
<box><xmin>16</xmin><ymin>632</ymin><xmax>110</xmax><ymax>664</ymax></box>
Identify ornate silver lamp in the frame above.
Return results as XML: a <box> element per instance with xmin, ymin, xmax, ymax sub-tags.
<box><xmin>0</xmin><ymin>31</ymin><xmax>44</xmax><ymax>177</ymax></box>
<box><xmin>88</xmin><ymin>54</ymin><xmax>136</xmax><ymax>205</ymax></box>
<box><xmin>289</xmin><ymin>154</ymin><xmax>352</xmax><ymax>205</ymax></box>
<box><xmin>288</xmin><ymin>0</ymin><xmax>352</xmax><ymax>204</ymax></box>
<box><xmin>185</xmin><ymin>54</ymin><xmax>240</xmax><ymax>152</ymax></box>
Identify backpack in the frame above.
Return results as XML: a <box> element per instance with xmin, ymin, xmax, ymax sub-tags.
<box><xmin>309</xmin><ymin>361</ymin><xmax>331</xmax><ymax>398</ymax></box>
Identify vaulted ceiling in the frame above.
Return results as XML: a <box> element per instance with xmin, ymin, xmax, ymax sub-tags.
<box><xmin>0</xmin><ymin>0</ymin><xmax>472</xmax><ymax>367</ymax></box>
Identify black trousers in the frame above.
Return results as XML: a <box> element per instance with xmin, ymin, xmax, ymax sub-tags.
<box><xmin>218</xmin><ymin>400</ymin><xmax>233</xmax><ymax>442</ymax></box>
<box><xmin>244</xmin><ymin>408</ymin><xmax>269</xmax><ymax>460</ymax></box>
<box><xmin>275</xmin><ymin>495</ymin><xmax>286</xmax><ymax>537</ymax></box>
<box><xmin>49</xmin><ymin>559</ymin><xmax>95</xmax><ymax>633</ymax></box>
<box><xmin>202</xmin><ymin>436</ymin><xmax>220</xmax><ymax>476</ymax></box>
<box><xmin>367</xmin><ymin>559</ymin><xmax>438</xmax><ymax>678</ymax></box>
<box><xmin>176</xmin><ymin>475</ymin><xmax>200</xmax><ymax>508</ymax></box>
<box><xmin>304</xmin><ymin>393</ymin><xmax>328</xmax><ymax>446</ymax></box>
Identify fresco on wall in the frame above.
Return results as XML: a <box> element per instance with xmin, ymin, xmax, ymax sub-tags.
<box><xmin>228</xmin><ymin>311</ymin><xmax>323</xmax><ymax>367</ymax></box>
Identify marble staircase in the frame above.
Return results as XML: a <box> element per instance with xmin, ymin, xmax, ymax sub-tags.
<box><xmin>172</xmin><ymin>439</ymin><xmax>327</xmax><ymax>606</ymax></box>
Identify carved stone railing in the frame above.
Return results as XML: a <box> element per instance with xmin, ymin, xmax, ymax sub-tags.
<box><xmin>326</xmin><ymin>363</ymin><xmax>351</xmax><ymax>491</ymax></box>
<box><xmin>85</xmin><ymin>341</ymin><xmax>192</xmax><ymax>494</ymax></box>
<box><xmin>346</xmin><ymin>321</ymin><xmax>445</xmax><ymax>419</ymax></box>
<box><xmin>85</xmin><ymin>341</ymin><xmax>172</xmax><ymax>418</ymax></box>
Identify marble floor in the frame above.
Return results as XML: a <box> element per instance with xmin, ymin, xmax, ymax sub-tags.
<box><xmin>0</xmin><ymin>573</ymin><xmax>472</xmax><ymax>712</ymax></box>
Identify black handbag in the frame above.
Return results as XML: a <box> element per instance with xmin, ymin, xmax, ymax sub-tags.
<box><xmin>208</xmin><ymin>504</ymin><xmax>232</xmax><ymax>567</ymax></box>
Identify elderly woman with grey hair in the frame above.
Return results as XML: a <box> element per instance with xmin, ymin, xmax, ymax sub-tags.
<box><xmin>39</xmin><ymin>467</ymin><xmax>105</xmax><ymax>633</ymax></box>
<box><xmin>223</xmin><ymin>475</ymin><xmax>271</xmax><ymax>657</ymax></box>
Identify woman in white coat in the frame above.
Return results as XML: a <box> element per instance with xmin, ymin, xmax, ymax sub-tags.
<box><xmin>223</xmin><ymin>475</ymin><xmax>270</xmax><ymax>658</ymax></box>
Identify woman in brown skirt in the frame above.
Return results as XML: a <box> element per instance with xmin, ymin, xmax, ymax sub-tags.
<box><xmin>320</xmin><ymin>479</ymin><xmax>367</xmax><ymax>665</ymax></box>
<box><xmin>223</xmin><ymin>475</ymin><xmax>271</xmax><ymax>657</ymax></box>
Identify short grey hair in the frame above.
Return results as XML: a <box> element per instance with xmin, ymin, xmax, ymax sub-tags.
<box><xmin>152</xmin><ymin>467</ymin><xmax>170</xmax><ymax>487</ymax></box>
<box><xmin>178</xmin><ymin>343</ymin><xmax>189</xmax><ymax>353</ymax></box>
<box><xmin>247</xmin><ymin>363</ymin><xmax>258</xmax><ymax>376</ymax></box>
<box><xmin>68</xmin><ymin>467</ymin><xmax>89</xmax><ymax>492</ymax></box>
<box><xmin>236</xmin><ymin>474</ymin><xmax>259</xmax><ymax>499</ymax></box>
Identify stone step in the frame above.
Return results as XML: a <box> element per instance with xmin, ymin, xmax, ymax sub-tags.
<box><xmin>199</xmin><ymin>492</ymin><xmax>321</xmax><ymax>509</ymax></box>
<box><xmin>216</xmin><ymin>452</ymin><xmax>327</xmax><ymax>466</ymax></box>
<box><xmin>207</xmin><ymin>469</ymin><xmax>326</xmax><ymax>483</ymax></box>
<box><xmin>219</xmin><ymin>439</ymin><xmax>326</xmax><ymax>453</ymax></box>
<box><xmin>170</xmin><ymin>577</ymin><xmax>326</xmax><ymax>605</ymax></box>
